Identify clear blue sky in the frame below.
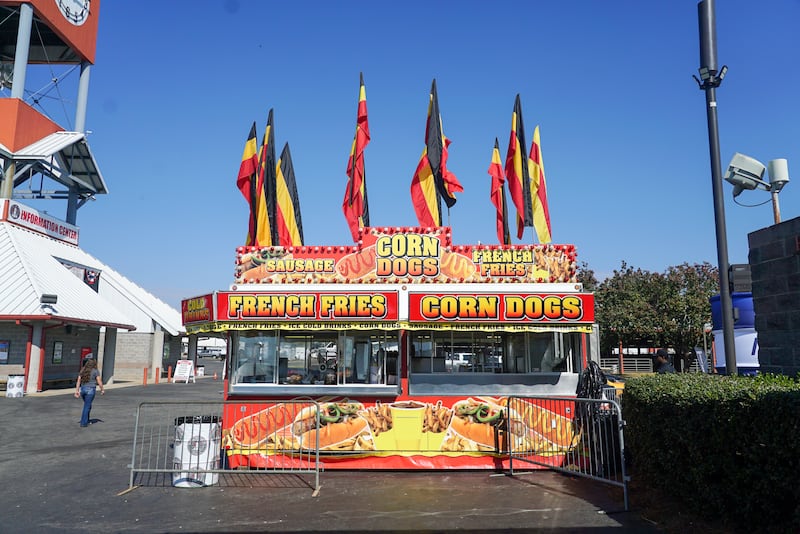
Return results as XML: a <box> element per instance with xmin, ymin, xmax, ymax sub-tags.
<box><xmin>16</xmin><ymin>1</ymin><xmax>800</xmax><ymax>310</ymax></box>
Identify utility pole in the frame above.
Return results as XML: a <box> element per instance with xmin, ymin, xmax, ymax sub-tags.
<box><xmin>695</xmin><ymin>0</ymin><xmax>737</xmax><ymax>375</ymax></box>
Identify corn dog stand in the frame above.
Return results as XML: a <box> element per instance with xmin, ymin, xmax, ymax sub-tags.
<box><xmin>181</xmin><ymin>227</ymin><xmax>598</xmax><ymax>469</ymax></box>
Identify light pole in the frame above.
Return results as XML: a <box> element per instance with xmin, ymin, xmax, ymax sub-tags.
<box><xmin>694</xmin><ymin>0</ymin><xmax>737</xmax><ymax>376</ymax></box>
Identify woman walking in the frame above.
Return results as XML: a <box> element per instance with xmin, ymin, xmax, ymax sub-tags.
<box><xmin>74</xmin><ymin>358</ymin><xmax>105</xmax><ymax>427</ymax></box>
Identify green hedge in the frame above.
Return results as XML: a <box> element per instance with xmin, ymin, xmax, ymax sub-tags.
<box><xmin>623</xmin><ymin>373</ymin><xmax>800</xmax><ymax>531</ymax></box>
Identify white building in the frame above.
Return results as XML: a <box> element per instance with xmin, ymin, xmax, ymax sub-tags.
<box><xmin>0</xmin><ymin>200</ymin><xmax>184</xmax><ymax>392</ymax></box>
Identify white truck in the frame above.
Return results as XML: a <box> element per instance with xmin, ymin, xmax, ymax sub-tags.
<box><xmin>197</xmin><ymin>346</ymin><xmax>225</xmax><ymax>359</ymax></box>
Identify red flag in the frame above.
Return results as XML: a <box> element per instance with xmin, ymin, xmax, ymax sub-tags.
<box><xmin>410</xmin><ymin>79</ymin><xmax>463</xmax><ymax>227</ymax></box>
<box><xmin>342</xmin><ymin>73</ymin><xmax>371</xmax><ymax>242</ymax></box>
<box><xmin>529</xmin><ymin>126</ymin><xmax>552</xmax><ymax>243</ymax></box>
<box><xmin>236</xmin><ymin>122</ymin><xmax>259</xmax><ymax>245</ymax></box>
<box><xmin>255</xmin><ymin>109</ymin><xmax>277</xmax><ymax>246</ymax></box>
<box><xmin>488</xmin><ymin>138</ymin><xmax>510</xmax><ymax>245</ymax></box>
<box><xmin>275</xmin><ymin>143</ymin><xmax>304</xmax><ymax>246</ymax></box>
<box><xmin>504</xmin><ymin>95</ymin><xmax>533</xmax><ymax>239</ymax></box>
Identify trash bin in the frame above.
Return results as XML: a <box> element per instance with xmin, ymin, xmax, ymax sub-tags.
<box><xmin>172</xmin><ymin>415</ymin><xmax>221</xmax><ymax>488</ymax></box>
<box><xmin>5</xmin><ymin>375</ymin><xmax>24</xmax><ymax>398</ymax></box>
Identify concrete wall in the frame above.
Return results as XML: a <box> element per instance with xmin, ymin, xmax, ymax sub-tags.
<box><xmin>99</xmin><ymin>331</ymin><xmax>150</xmax><ymax>381</ymax></box>
<box><xmin>41</xmin><ymin>325</ymin><xmax>98</xmax><ymax>379</ymax></box>
<box><xmin>748</xmin><ymin>216</ymin><xmax>800</xmax><ymax>376</ymax></box>
<box><xmin>0</xmin><ymin>323</ymin><xmax>184</xmax><ymax>385</ymax></box>
<box><xmin>98</xmin><ymin>330</ymin><xmax>183</xmax><ymax>382</ymax></box>
<box><xmin>0</xmin><ymin>323</ymin><xmax>30</xmax><ymax>365</ymax></box>
<box><xmin>0</xmin><ymin>323</ymin><xmax>30</xmax><ymax>378</ymax></box>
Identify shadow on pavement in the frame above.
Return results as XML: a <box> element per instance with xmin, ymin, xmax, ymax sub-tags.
<box><xmin>0</xmin><ymin>363</ymin><xmax>659</xmax><ymax>533</ymax></box>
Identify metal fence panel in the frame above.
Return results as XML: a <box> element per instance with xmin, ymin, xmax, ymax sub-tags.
<box><xmin>129</xmin><ymin>401</ymin><xmax>320</xmax><ymax>494</ymax></box>
<box><xmin>601</xmin><ymin>356</ymin><xmax>705</xmax><ymax>374</ymax></box>
<box><xmin>600</xmin><ymin>357</ymin><xmax>653</xmax><ymax>373</ymax></box>
<box><xmin>129</xmin><ymin>398</ymin><xmax>626</xmax><ymax>507</ymax></box>
<box><xmin>505</xmin><ymin>396</ymin><xmax>629</xmax><ymax>511</ymax></box>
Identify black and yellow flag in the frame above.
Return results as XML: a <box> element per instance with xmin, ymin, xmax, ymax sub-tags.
<box><xmin>255</xmin><ymin>109</ymin><xmax>277</xmax><ymax>246</ymax></box>
<box><xmin>275</xmin><ymin>143</ymin><xmax>304</xmax><ymax>246</ymax></box>
<box><xmin>410</xmin><ymin>79</ymin><xmax>463</xmax><ymax>227</ymax></box>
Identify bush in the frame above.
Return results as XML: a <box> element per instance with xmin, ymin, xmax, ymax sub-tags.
<box><xmin>623</xmin><ymin>373</ymin><xmax>800</xmax><ymax>531</ymax></box>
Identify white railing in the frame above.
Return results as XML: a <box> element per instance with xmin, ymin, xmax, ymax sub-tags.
<box><xmin>600</xmin><ymin>357</ymin><xmax>653</xmax><ymax>373</ymax></box>
<box><xmin>601</xmin><ymin>356</ymin><xmax>708</xmax><ymax>374</ymax></box>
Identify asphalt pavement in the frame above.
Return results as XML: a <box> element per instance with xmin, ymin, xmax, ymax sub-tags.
<box><xmin>0</xmin><ymin>359</ymin><xmax>663</xmax><ymax>533</ymax></box>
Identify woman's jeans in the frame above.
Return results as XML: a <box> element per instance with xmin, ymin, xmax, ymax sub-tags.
<box><xmin>80</xmin><ymin>386</ymin><xmax>96</xmax><ymax>426</ymax></box>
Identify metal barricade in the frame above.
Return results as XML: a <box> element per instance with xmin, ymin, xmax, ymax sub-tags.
<box><xmin>129</xmin><ymin>401</ymin><xmax>321</xmax><ymax>494</ymax></box>
<box><xmin>505</xmin><ymin>396</ymin><xmax>629</xmax><ymax>510</ymax></box>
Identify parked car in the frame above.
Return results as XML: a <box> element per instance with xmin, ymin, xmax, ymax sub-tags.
<box><xmin>198</xmin><ymin>346</ymin><xmax>224</xmax><ymax>359</ymax></box>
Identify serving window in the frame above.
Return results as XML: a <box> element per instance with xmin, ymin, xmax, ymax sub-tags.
<box><xmin>229</xmin><ymin>329</ymin><xmax>399</xmax><ymax>387</ymax></box>
<box><xmin>409</xmin><ymin>330</ymin><xmax>584</xmax><ymax>375</ymax></box>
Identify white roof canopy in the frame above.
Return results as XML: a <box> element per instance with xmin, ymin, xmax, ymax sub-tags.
<box><xmin>0</xmin><ymin>131</ymin><xmax>108</xmax><ymax>202</ymax></box>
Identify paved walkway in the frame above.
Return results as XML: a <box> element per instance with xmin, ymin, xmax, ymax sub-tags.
<box><xmin>0</xmin><ymin>360</ymin><xmax>661</xmax><ymax>533</ymax></box>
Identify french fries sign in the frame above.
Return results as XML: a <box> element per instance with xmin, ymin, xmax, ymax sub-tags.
<box><xmin>218</xmin><ymin>291</ymin><xmax>400</xmax><ymax>321</ymax></box>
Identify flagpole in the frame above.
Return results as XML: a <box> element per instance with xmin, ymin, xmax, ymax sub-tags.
<box><xmin>501</xmin><ymin>183</ymin><xmax>510</xmax><ymax>245</ymax></box>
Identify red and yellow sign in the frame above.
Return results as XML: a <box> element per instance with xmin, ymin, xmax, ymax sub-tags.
<box><xmin>215</xmin><ymin>291</ymin><xmax>399</xmax><ymax>322</ymax></box>
<box><xmin>408</xmin><ymin>293</ymin><xmax>594</xmax><ymax>323</ymax></box>
<box><xmin>221</xmin><ymin>395</ymin><xmax>579</xmax><ymax>470</ymax></box>
<box><xmin>181</xmin><ymin>294</ymin><xmax>213</xmax><ymax>324</ymax></box>
<box><xmin>235</xmin><ymin>227</ymin><xmax>577</xmax><ymax>285</ymax></box>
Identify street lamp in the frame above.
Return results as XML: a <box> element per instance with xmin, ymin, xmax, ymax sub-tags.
<box><xmin>724</xmin><ymin>153</ymin><xmax>790</xmax><ymax>224</ymax></box>
<box><xmin>695</xmin><ymin>0</ymin><xmax>738</xmax><ymax>376</ymax></box>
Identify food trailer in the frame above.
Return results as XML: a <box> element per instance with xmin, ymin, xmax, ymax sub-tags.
<box><xmin>181</xmin><ymin>226</ymin><xmax>597</xmax><ymax>469</ymax></box>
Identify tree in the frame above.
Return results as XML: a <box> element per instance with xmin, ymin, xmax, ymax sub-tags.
<box><xmin>594</xmin><ymin>261</ymin><xmax>718</xmax><ymax>364</ymax></box>
<box><xmin>576</xmin><ymin>261</ymin><xmax>598</xmax><ymax>291</ymax></box>
<box><xmin>660</xmin><ymin>262</ymin><xmax>719</xmax><ymax>370</ymax></box>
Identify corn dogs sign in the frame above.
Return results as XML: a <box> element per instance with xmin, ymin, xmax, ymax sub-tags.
<box><xmin>408</xmin><ymin>293</ymin><xmax>595</xmax><ymax>323</ymax></box>
<box><xmin>235</xmin><ymin>227</ymin><xmax>578</xmax><ymax>285</ymax></box>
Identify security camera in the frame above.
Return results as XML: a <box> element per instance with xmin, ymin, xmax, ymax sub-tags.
<box><xmin>725</xmin><ymin>153</ymin><xmax>767</xmax><ymax>197</ymax></box>
<box><xmin>768</xmin><ymin>159</ymin><xmax>790</xmax><ymax>193</ymax></box>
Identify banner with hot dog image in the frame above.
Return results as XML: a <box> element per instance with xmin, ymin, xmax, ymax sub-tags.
<box><xmin>440</xmin><ymin>397</ymin><xmax>508</xmax><ymax>452</ymax></box>
<box><xmin>234</xmin><ymin>226</ymin><xmax>578</xmax><ymax>285</ymax></box>
<box><xmin>503</xmin><ymin>396</ymin><xmax>582</xmax><ymax>454</ymax></box>
<box><xmin>221</xmin><ymin>395</ymin><xmax>580</xmax><ymax>469</ymax></box>
<box><xmin>224</xmin><ymin>400</ymin><xmax>371</xmax><ymax>470</ymax></box>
